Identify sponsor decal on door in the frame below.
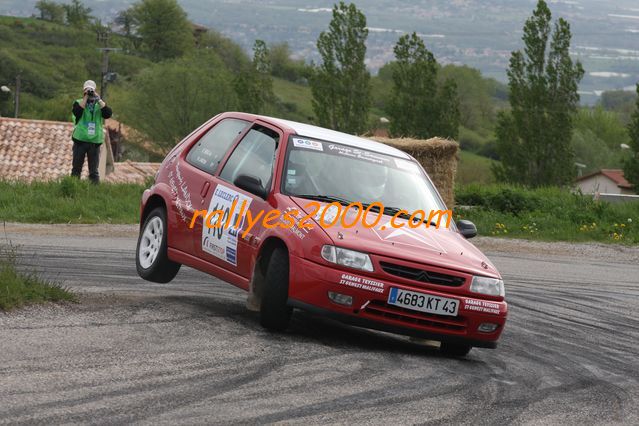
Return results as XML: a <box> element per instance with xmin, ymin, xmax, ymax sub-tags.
<box><xmin>202</xmin><ymin>184</ymin><xmax>253</xmax><ymax>266</ymax></box>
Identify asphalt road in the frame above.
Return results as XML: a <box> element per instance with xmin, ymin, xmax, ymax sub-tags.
<box><xmin>1</xmin><ymin>224</ymin><xmax>638</xmax><ymax>425</ymax></box>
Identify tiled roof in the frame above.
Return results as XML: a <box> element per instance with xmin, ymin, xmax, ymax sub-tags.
<box><xmin>576</xmin><ymin>169</ymin><xmax>633</xmax><ymax>189</ymax></box>
<box><xmin>0</xmin><ymin>117</ymin><xmax>161</xmax><ymax>184</ymax></box>
<box><xmin>104</xmin><ymin>161</ymin><xmax>160</xmax><ymax>184</ymax></box>
<box><xmin>0</xmin><ymin>117</ymin><xmax>88</xmax><ymax>181</ymax></box>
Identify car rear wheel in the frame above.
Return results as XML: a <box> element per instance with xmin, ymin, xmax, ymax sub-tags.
<box><xmin>259</xmin><ymin>247</ymin><xmax>292</xmax><ymax>331</ymax></box>
<box><xmin>136</xmin><ymin>207</ymin><xmax>180</xmax><ymax>283</ymax></box>
<box><xmin>439</xmin><ymin>341</ymin><xmax>472</xmax><ymax>357</ymax></box>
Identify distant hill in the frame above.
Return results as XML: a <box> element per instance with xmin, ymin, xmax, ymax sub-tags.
<box><xmin>2</xmin><ymin>0</ymin><xmax>639</xmax><ymax>105</ymax></box>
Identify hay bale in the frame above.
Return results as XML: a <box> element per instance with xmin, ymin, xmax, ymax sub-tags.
<box><xmin>371</xmin><ymin>136</ymin><xmax>459</xmax><ymax>207</ymax></box>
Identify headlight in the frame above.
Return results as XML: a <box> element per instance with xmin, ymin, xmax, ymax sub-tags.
<box><xmin>321</xmin><ymin>245</ymin><xmax>374</xmax><ymax>272</ymax></box>
<box><xmin>470</xmin><ymin>276</ymin><xmax>505</xmax><ymax>297</ymax></box>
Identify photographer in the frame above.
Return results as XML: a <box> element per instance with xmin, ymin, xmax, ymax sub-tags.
<box><xmin>71</xmin><ymin>80</ymin><xmax>112</xmax><ymax>184</ymax></box>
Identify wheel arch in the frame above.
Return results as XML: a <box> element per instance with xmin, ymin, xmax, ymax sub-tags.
<box><xmin>141</xmin><ymin>194</ymin><xmax>168</xmax><ymax>230</ymax></box>
<box><xmin>247</xmin><ymin>236</ymin><xmax>289</xmax><ymax>311</ymax></box>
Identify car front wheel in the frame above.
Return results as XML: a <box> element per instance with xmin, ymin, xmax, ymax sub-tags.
<box><xmin>259</xmin><ymin>247</ymin><xmax>292</xmax><ymax>331</ymax></box>
<box><xmin>136</xmin><ymin>207</ymin><xmax>180</xmax><ymax>283</ymax></box>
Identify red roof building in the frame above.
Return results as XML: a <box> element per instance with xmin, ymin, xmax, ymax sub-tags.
<box><xmin>575</xmin><ymin>169</ymin><xmax>635</xmax><ymax>195</ymax></box>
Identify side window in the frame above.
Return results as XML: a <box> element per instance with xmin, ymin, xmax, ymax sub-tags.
<box><xmin>186</xmin><ymin>118</ymin><xmax>250</xmax><ymax>174</ymax></box>
<box><xmin>220</xmin><ymin>126</ymin><xmax>278</xmax><ymax>188</ymax></box>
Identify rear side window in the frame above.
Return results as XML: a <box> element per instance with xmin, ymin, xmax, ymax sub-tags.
<box><xmin>186</xmin><ymin>118</ymin><xmax>250</xmax><ymax>174</ymax></box>
<box><xmin>220</xmin><ymin>126</ymin><xmax>279</xmax><ymax>188</ymax></box>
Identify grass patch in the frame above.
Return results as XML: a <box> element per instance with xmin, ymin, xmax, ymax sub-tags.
<box><xmin>0</xmin><ymin>177</ymin><xmax>145</xmax><ymax>224</ymax></box>
<box><xmin>457</xmin><ymin>150</ymin><xmax>497</xmax><ymax>185</ymax></box>
<box><xmin>1</xmin><ymin>243</ymin><xmax>76</xmax><ymax>311</ymax></box>
<box><xmin>272</xmin><ymin>77</ymin><xmax>315</xmax><ymax>123</ymax></box>
<box><xmin>455</xmin><ymin>184</ymin><xmax>639</xmax><ymax>244</ymax></box>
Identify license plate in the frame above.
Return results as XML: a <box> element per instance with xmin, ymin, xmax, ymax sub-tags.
<box><xmin>388</xmin><ymin>288</ymin><xmax>459</xmax><ymax>316</ymax></box>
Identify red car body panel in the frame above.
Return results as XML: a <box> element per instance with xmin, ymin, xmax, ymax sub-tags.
<box><xmin>140</xmin><ymin>112</ymin><xmax>508</xmax><ymax>348</ymax></box>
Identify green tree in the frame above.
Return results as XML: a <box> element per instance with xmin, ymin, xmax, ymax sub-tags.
<box><xmin>234</xmin><ymin>40</ymin><xmax>274</xmax><ymax>114</ymax></box>
<box><xmin>196</xmin><ymin>30</ymin><xmax>249</xmax><ymax>72</ymax></box>
<box><xmin>599</xmin><ymin>90</ymin><xmax>637</xmax><ymax>124</ymax></box>
<box><xmin>623</xmin><ymin>84</ymin><xmax>639</xmax><ymax>189</ymax></box>
<box><xmin>117</xmin><ymin>53</ymin><xmax>238</xmax><ymax>148</ymax></box>
<box><xmin>493</xmin><ymin>0</ymin><xmax>584</xmax><ymax>186</ymax></box>
<box><xmin>253</xmin><ymin>40</ymin><xmax>274</xmax><ymax>109</ymax></box>
<box><xmin>269</xmin><ymin>42</ymin><xmax>308</xmax><ymax>82</ymax></box>
<box><xmin>310</xmin><ymin>1</ymin><xmax>370</xmax><ymax>134</ymax></box>
<box><xmin>62</xmin><ymin>0</ymin><xmax>93</xmax><ymax>29</ymax></box>
<box><xmin>114</xmin><ymin>9</ymin><xmax>140</xmax><ymax>51</ymax></box>
<box><xmin>571</xmin><ymin>107</ymin><xmax>630</xmax><ymax>173</ymax></box>
<box><xmin>574</xmin><ymin>107</ymin><xmax>630</xmax><ymax>150</ymax></box>
<box><xmin>34</xmin><ymin>0</ymin><xmax>65</xmax><ymax>24</ymax></box>
<box><xmin>434</xmin><ymin>78</ymin><xmax>461</xmax><ymax>139</ymax></box>
<box><xmin>439</xmin><ymin>65</ymin><xmax>496</xmax><ymax>131</ymax></box>
<box><xmin>129</xmin><ymin>0</ymin><xmax>194</xmax><ymax>62</ymax></box>
<box><xmin>387</xmin><ymin>32</ymin><xmax>460</xmax><ymax>139</ymax></box>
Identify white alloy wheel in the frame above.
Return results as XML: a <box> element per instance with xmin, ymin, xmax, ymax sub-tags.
<box><xmin>139</xmin><ymin>216</ymin><xmax>163</xmax><ymax>269</ymax></box>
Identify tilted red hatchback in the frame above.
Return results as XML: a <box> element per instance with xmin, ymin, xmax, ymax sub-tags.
<box><xmin>136</xmin><ymin>112</ymin><xmax>507</xmax><ymax>356</ymax></box>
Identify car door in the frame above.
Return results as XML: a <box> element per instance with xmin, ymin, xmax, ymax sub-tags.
<box><xmin>175</xmin><ymin>117</ymin><xmax>252</xmax><ymax>255</ymax></box>
<box><xmin>199</xmin><ymin>122</ymin><xmax>281</xmax><ymax>278</ymax></box>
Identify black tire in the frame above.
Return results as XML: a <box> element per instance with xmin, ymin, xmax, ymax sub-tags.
<box><xmin>440</xmin><ymin>341</ymin><xmax>472</xmax><ymax>357</ymax></box>
<box><xmin>259</xmin><ymin>247</ymin><xmax>292</xmax><ymax>331</ymax></box>
<box><xmin>136</xmin><ymin>207</ymin><xmax>180</xmax><ymax>283</ymax></box>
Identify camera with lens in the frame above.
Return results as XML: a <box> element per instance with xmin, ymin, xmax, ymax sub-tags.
<box><xmin>85</xmin><ymin>89</ymin><xmax>98</xmax><ymax>103</ymax></box>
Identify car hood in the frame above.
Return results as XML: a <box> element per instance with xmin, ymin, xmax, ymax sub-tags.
<box><xmin>290</xmin><ymin>197</ymin><xmax>500</xmax><ymax>278</ymax></box>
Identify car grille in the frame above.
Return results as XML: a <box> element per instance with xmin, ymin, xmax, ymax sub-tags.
<box><xmin>363</xmin><ymin>300</ymin><xmax>466</xmax><ymax>332</ymax></box>
<box><xmin>379</xmin><ymin>262</ymin><xmax>465</xmax><ymax>287</ymax></box>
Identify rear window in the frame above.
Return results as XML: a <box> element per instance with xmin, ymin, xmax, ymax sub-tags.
<box><xmin>186</xmin><ymin>118</ymin><xmax>250</xmax><ymax>174</ymax></box>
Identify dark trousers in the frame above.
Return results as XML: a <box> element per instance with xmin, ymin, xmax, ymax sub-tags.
<box><xmin>71</xmin><ymin>140</ymin><xmax>101</xmax><ymax>183</ymax></box>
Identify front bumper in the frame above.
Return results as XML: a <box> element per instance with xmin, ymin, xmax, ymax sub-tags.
<box><xmin>288</xmin><ymin>255</ymin><xmax>508</xmax><ymax>348</ymax></box>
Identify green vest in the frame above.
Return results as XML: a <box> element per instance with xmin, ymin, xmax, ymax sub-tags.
<box><xmin>72</xmin><ymin>98</ymin><xmax>104</xmax><ymax>144</ymax></box>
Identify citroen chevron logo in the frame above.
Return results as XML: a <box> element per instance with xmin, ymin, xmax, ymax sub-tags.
<box><xmin>415</xmin><ymin>271</ymin><xmax>431</xmax><ymax>282</ymax></box>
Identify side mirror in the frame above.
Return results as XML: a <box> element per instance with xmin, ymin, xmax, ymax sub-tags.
<box><xmin>457</xmin><ymin>220</ymin><xmax>477</xmax><ymax>239</ymax></box>
<box><xmin>234</xmin><ymin>174</ymin><xmax>267</xmax><ymax>199</ymax></box>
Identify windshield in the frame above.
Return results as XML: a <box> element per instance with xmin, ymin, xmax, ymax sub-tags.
<box><xmin>282</xmin><ymin>136</ymin><xmax>446</xmax><ymax>214</ymax></box>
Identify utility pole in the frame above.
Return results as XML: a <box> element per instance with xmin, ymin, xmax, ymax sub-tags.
<box><xmin>96</xmin><ymin>27</ymin><xmax>120</xmax><ymax>101</ymax></box>
<box><xmin>14</xmin><ymin>74</ymin><xmax>20</xmax><ymax>118</ymax></box>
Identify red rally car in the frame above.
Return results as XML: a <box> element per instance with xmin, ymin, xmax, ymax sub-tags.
<box><xmin>136</xmin><ymin>112</ymin><xmax>507</xmax><ymax>357</ymax></box>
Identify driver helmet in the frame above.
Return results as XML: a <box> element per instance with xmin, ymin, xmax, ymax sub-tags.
<box><xmin>349</xmin><ymin>161</ymin><xmax>388</xmax><ymax>202</ymax></box>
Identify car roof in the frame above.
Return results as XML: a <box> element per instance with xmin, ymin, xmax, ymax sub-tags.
<box><xmin>250</xmin><ymin>114</ymin><xmax>411</xmax><ymax>160</ymax></box>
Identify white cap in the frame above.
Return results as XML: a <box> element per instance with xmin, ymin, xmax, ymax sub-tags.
<box><xmin>83</xmin><ymin>80</ymin><xmax>97</xmax><ymax>91</ymax></box>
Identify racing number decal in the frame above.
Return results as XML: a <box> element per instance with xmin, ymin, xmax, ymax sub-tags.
<box><xmin>208</xmin><ymin>200</ymin><xmax>231</xmax><ymax>240</ymax></box>
<box><xmin>202</xmin><ymin>184</ymin><xmax>253</xmax><ymax>266</ymax></box>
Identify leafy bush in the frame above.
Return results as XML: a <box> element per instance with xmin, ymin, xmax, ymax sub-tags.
<box><xmin>115</xmin><ymin>51</ymin><xmax>238</xmax><ymax>148</ymax></box>
<box><xmin>456</xmin><ymin>184</ymin><xmax>540</xmax><ymax>215</ymax></box>
<box><xmin>455</xmin><ymin>184</ymin><xmax>639</xmax><ymax>244</ymax></box>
